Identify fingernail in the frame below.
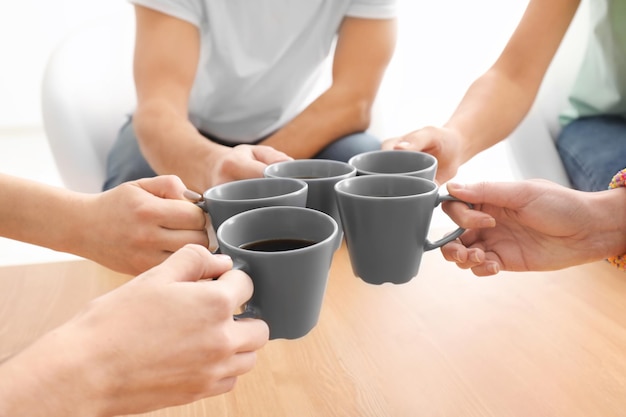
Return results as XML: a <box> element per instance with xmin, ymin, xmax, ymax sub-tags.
<box><xmin>214</xmin><ymin>254</ymin><xmax>232</xmax><ymax>261</ymax></box>
<box><xmin>487</xmin><ymin>263</ymin><xmax>499</xmax><ymax>274</ymax></box>
<box><xmin>395</xmin><ymin>141</ymin><xmax>410</xmax><ymax>149</ymax></box>
<box><xmin>183</xmin><ymin>189</ymin><xmax>203</xmax><ymax>202</ymax></box>
<box><xmin>471</xmin><ymin>252</ymin><xmax>481</xmax><ymax>263</ymax></box>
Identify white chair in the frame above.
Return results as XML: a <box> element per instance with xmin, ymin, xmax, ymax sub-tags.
<box><xmin>505</xmin><ymin>0</ymin><xmax>589</xmax><ymax>187</ymax></box>
<box><xmin>41</xmin><ymin>10</ymin><xmax>136</xmax><ymax>193</ymax></box>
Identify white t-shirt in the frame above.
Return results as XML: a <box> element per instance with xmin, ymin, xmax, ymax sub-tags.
<box><xmin>129</xmin><ymin>0</ymin><xmax>397</xmax><ymax>143</ymax></box>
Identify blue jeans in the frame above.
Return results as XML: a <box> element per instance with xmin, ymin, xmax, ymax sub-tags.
<box><xmin>104</xmin><ymin>117</ymin><xmax>382</xmax><ymax>190</ymax></box>
<box><xmin>557</xmin><ymin>115</ymin><xmax>626</xmax><ymax>191</ymax></box>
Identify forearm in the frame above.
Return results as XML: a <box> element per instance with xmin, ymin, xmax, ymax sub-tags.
<box><xmin>0</xmin><ymin>326</ymin><xmax>105</xmax><ymax>417</ymax></box>
<box><xmin>0</xmin><ymin>174</ymin><xmax>89</xmax><ymax>254</ymax></box>
<box><xmin>443</xmin><ymin>0</ymin><xmax>578</xmax><ymax>164</ymax></box>
<box><xmin>264</xmin><ymin>17</ymin><xmax>395</xmax><ymax>158</ymax></box>
<box><xmin>134</xmin><ymin>100</ymin><xmax>228</xmax><ymax>191</ymax></box>
<box><xmin>262</xmin><ymin>86</ymin><xmax>373</xmax><ymax>158</ymax></box>
<box><xmin>444</xmin><ymin>70</ymin><xmax>539</xmax><ymax>163</ymax></box>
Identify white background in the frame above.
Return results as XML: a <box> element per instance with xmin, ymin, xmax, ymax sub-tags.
<box><xmin>0</xmin><ymin>0</ymin><xmax>529</xmax><ymax>129</ymax></box>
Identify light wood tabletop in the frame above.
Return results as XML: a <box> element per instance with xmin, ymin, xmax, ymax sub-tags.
<box><xmin>2</xmin><ymin>240</ymin><xmax>626</xmax><ymax>417</ymax></box>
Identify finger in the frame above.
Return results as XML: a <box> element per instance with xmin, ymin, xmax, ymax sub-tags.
<box><xmin>230</xmin><ymin>158</ymin><xmax>269</xmax><ymax>180</ymax></box>
<box><xmin>393</xmin><ymin>140</ymin><xmax>413</xmax><ymax>150</ymax></box>
<box><xmin>230</xmin><ymin>352</ymin><xmax>260</xmax><ymax>375</ymax></box>
<box><xmin>207</xmin><ymin>331</ymin><xmax>267</xmax><ymax>388</ymax></box>
<box><xmin>252</xmin><ymin>145</ymin><xmax>292</xmax><ymax>164</ymax></box>
<box><xmin>133</xmin><ymin>176</ymin><xmax>208</xmax><ymax>231</ymax></box>
<box><xmin>154</xmin><ymin>229</ymin><xmax>210</xmax><ymax>253</ymax></box>
<box><xmin>393</xmin><ymin>130</ymin><xmax>435</xmax><ymax>152</ymax></box>
<box><xmin>441</xmin><ymin>240</ymin><xmax>471</xmax><ymax>263</ymax></box>
<box><xmin>211</xmin><ymin>269</ymin><xmax>255</xmax><ymax>309</ymax></box>
<box><xmin>216</xmin><ymin>353</ymin><xmax>259</xmax><ymax>389</ymax></box>
<box><xmin>471</xmin><ymin>261</ymin><xmax>501</xmax><ymax>277</ymax></box>
<box><xmin>453</xmin><ymin>248</ymin><xmax>487</xmax><ymax>270</ymax></box>
<box><xmin>156</xmin><ymin>199</ymin><xmax>208</xmax><ymax>231</ymax></box>
<box><xmin>232</xmin><ymin>318</ymin><xmax>270</xmax><ymax>352</ymax></box>
<box><xmin>226</xmin><ymin>146</ymin><xmax>271</xmax><ymax>179</ymax></box>
<box><xmin>446</xmin><ymin>181</ymin><xmax>530</xmax><ymax>209</ymax></box>
<box><xmin>442</xmin><ymin>241</ymin><xmax>487</xmax><ymax>269</ymax></box>
<box><xmin>134</xmin><ymin>175</ymin><xmax>187</xmax><ymax>199</ymax></box>
<box><xmin>205</xmin><ymin>376</ymin><xmax>238</xmax><ymax>397</ymax></box>
<box><xmin>381</xmin><ymin>137</ymin><xmax>401</xmax><ymax>150</ymax></box>
<box><xmin>145</xmin><ymin>244</ymin><xmax>233</xmax><ymax>284</ymax></box>
<box><xmin>442</xmin><ymin>199</ymin><xmax>495</xmax><ymax>229</ymax></box>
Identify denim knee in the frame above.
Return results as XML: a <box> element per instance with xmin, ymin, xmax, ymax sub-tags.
<box><xmin>103</xmin><ymin>118</ymin><xmax>157</xmax><ymax>191</ymax></box>
<box><xmin>557</xmin><ymin>116</ymin><xmax>626</xmax><ymax>191</ymax></box>
<box><xmin>314</xmin><ymin>132</ymin><xmax>381</xmax><ymax>162</ymax></box>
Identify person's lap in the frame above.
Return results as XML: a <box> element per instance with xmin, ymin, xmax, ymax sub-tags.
<box><xmin>103</xmin><ymin>118</ymin><xmax>381</xmax><ymax>190</ymax></box>
<box><xmin>313</xmin><ymin>131</ymin><xmax>381</xmax><ymax>162</ymax></box>
<box><xmin>103</xmin><ymin>118</ymin><xmax>156</xmax><ymax>191</ymax></box>
<box><xmin>557</xmin><ymin>115</ymin><xmax>626</xmax><ymax>192</ymax></box>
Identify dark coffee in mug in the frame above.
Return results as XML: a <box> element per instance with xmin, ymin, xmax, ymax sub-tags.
<box><xmin>240</xmin><ymin>238</ymin><xmax>316</xmax><ymax>252</ymax></box>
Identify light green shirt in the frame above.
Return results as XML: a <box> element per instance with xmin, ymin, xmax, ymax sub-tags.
<box><xmin>560</xmin><ymin>0</ymin><xmax>626</xmax><ymax>125</ymax></box>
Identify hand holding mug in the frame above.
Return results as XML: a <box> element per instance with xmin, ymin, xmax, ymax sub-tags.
<box><xmin>440</xmin><ymin>180</ymin><xmax>623</xmax><ymax>275</ymax></box>
<box><xmin>203</xmin><ymin>144</ymin><xmax>293</xmax><ymax>190</ymax></box>
<box><xmin>0</xmin><ymin>245</ymin><xmax>268</xmax><ymax>417</ymax></box>
<box><xmin>82</xmin><ymin>175</ymin><xmax>209</xmax><ymax>275</ymax></box>
<box><xmin>380</xmin><ymin>126</ymin><xmax>466</xmax><ymax>184</ymax></box>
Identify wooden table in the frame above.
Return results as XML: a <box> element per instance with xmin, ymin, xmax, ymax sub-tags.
<box><xmin>2</xmin><ymin>241</ymin><xmax>626</xmax><ymax>417</ymax></box>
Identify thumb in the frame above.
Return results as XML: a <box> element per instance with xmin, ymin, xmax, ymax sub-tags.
<box><xmin>446</xmin><ymin>181</ymin><xmax>524</xmax><ymax>208</ymax></box>
<box><xmin>394</xmin><ymin>129</ymin><xmax>437</xmax><ymax>152</ymax></box>
<box><xmin>143</xmin><ymin>244</ymin><xmax>233</xmax><ymax>284</ymax></box>
<box><xmin>231</xmin><ymin>146</ymin><xmax>292</xmax><ymax>179</ymax></box>
<box><xmin>134</xmin><ymin>175</ymin><xmax>188</xmax><ymax>200</ymax></box>
<box><xmin>381</xmin><ymin>137</ymin><xmax>401</xmax><ymax>150</ymax></box>
<box><xmin>252</xmin><ymin>145</ymin><xmax>293</xmax><ymax>164</ymax></box>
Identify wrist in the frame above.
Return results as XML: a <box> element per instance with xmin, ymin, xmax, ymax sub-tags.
<box><xmin>0</xmin><ymin>324</ymin><xmax>107</xmax><ymax>417</ymax></box>
<box><xmin>440</xmin><ymin>124</ymin><xmax>472</xmax><ymax>163</ymax></box>
<box><xmin>603</xmin><ymin>169</ymin><xmax>626</xmax><ymax>269</ymax></box>
<box><xmin>162</xmin><ymin>136</ymin><xmax>225</xmax><ymax>191</ymax></box>
<box><xmin>55</xmin><ymin>192</ymin><xmax>99</xmax><ymax>258</ymax></box>
<box><xmin>585</xmin><ymin>188</ymin><xmax>626</xmax><ymax>256</ymax></box>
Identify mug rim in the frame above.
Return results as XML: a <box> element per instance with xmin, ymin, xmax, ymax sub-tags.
<box><xmin>334</xmin><ymin>174</ymin><xmax>438</xmax><ymax>200</ymax></box>
<box><xmin>348</xmin><ymin>149</ymin><xmax>437</xmax><ymax>176</ymax></box>
<box><xmin>217</xmin><ymin>206</ymin><xmax>339</xmax><ymax>255</ymax></box>
<box><xmin>265</xmin><ymin>159</ymin><xmax>356</xmax><ymax>181</ymax></box>
<box><xmin>203</xmin><ymin>177</ymin><xmax>307</xmax><ymax>202</ymax></box>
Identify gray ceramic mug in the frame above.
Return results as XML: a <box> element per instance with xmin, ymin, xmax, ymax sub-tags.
<box><xmin>217</xmin><ymin>206</ymin><xmax>341</xmax><ymax>340</ymax></box>
<box><xmin>348</xmin><ymin>149</ymin><xmax>438</xmax><ymax>180</ymax></box>
<box><xmin>196</xmin><ymin>177</ymin><xmax>308</xmax><ymax>231</ymax></box>
<box><xmin>335</xmin><ymin>175</ymin><xmax>471</xmax><ymax>285</ymax></box>
<box><xmin>264</xmin><ymin>159</ymin><xmax>356</xmax><ymax>229</ymax></box>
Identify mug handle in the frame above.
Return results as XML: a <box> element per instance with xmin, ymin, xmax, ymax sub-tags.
<box><xmin>184</xmin><ymin>191</ymin><xmax>223</xmax><ymax>254</ymax></box>
<box><xmin>424</xmin><ymin>195</ymin><xmax>473</xmax><ymax>251</ymax></box>
<box><xmin>230</xmin><ymin>259</ymin><xmax>262</xmax><ymax>320</ymax></box>
<box><xmin>234</xmin><ymin>304</ymin><xmax>261</xmax><ymax>320</ymax></box>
